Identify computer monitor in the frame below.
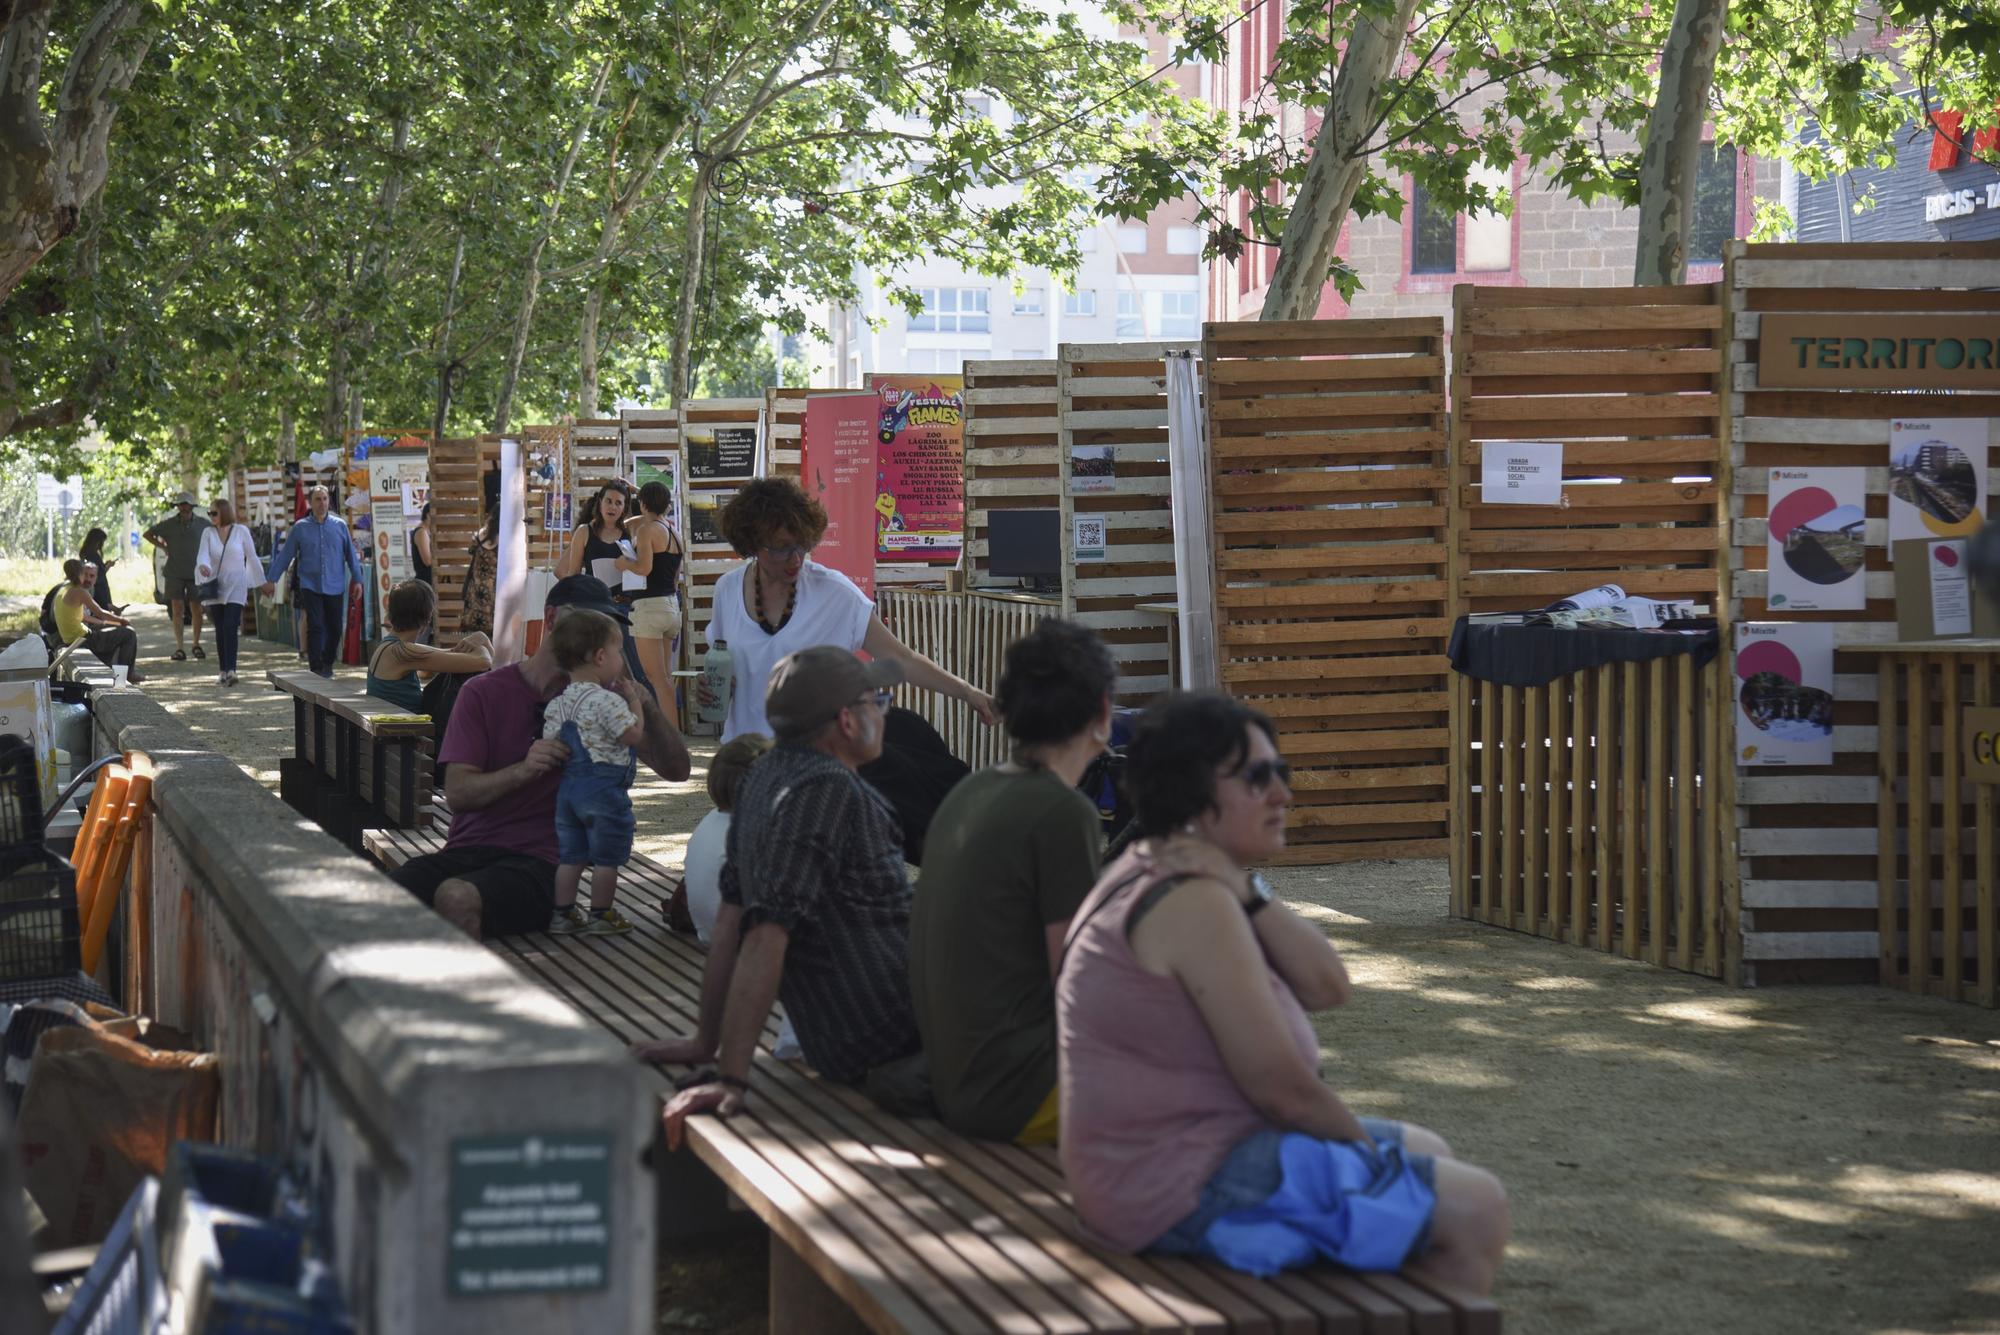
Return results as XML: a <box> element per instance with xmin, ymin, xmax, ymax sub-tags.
<box><xmin>987</xmin><ymin>508</ymin><xmax>1061</xmax><ymax>584</ymax></box>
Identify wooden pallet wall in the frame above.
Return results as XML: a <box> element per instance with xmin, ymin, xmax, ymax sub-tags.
<box><xmin>1203</xmin><ymin>318</ymin><xmax>1452</xmax><ymax>866</ymax></box>
<box><xmin>1058</xmin><ymin>342</ymin><xmax>1194</xmax><ymax>701</ymax></box>
<box><xmin>963</xmin><ymin>360</ymin><xmax>1061</xmax><ymax>589</ymax></box>
<box><xmin>1447</xmin><ymin>285</ymin><xmax>1732</xmax><ymax>975</ymax></box>
<box><xmin>518</xmin><ymin>424</ymin><xmax>567</xmax><ymax>570</ymax></box>
<box><xmin>680</xmin><ymin>399</ymin><xmax>765</xmax><ymax>662</ymax></box>
<box><xmin>429</xmin><ymin>437</ymin><xmax>482</xmax><ymax>633</ymax></box>
<box><xmin>763</xmin><ymin>388</ymin><xmax>806</xmax><ymax>480</ymax></box>
<box><xmin>569</xmin><ymin>417</ymin><xmax>625</xmax><ymax>500</ymax></box>
<box><xmin>876</xmin><ymin>589</ymin><xmax>1058</xmax><ymax>770</ymax></box>
<box><xmin>1726</xmin><ymin>241</ymin><xmax>2000</xmax><ymax>987</ymax></box>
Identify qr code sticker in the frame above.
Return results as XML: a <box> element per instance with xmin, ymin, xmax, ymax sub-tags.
<box><xmin>1076</xmin><ymin>518</ymin><xmax>1105</xmax><ymax>547</ymax></box>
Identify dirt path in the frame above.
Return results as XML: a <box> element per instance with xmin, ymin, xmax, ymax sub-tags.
<box><xmin>130</xmin><ymin>605</ymin><xmax>2000</xmax><ymax>1335</ymax></box>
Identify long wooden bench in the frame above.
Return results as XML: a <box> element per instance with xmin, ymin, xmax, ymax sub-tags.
<box><xmin>268</xmin><ymin>668</ymin><xmax>435</xmax><ymax>848</ymax></box>
<box><xmin>362</xmin><ymin>826</ymin><xmax>1501</xmax><ymax>1334</ymax></box>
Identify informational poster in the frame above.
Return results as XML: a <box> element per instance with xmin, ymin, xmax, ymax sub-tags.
<box><xmin>803</xmin><ymin>392</ymin><xmax>881</xmax><ymax>598</ymax></box>
<box><xmin>1765</xmin><ymin>467</ymin><xmax>1866</xmax><ymax>611</ymax></box>
<box><xmin>544</xmin><ymin>491</ymin><xmax>572</xmax><ymax>534</ymax></box>
<box><xmin>401</xmin><ymin>481</ymin><xmax>429</xmax><ymax>518</ymax></box>
<box><xmin>631</xmin><ymin>450</ymin><xmax>679</xmax><ymax>526</ymax></box>
<box><xmin>448</xmin><ymin>1131</ymin><xmax>612</xmax><ymax>1296</ymax></box>
<box><xmin>1480</xmin><ymin>442</ymin><xmax>1563</xmax><ymax>506</ymax></box>
<box><xmin>366</xmin><ymin>445</ymin><xmax>428</xmax><ymax>601</ymax></box>
<box><xmin>1074</xmin><ymin>514</ymin><xmax>1107</xmax><ymax>563</ymax></box>
<box><xmin>687</xmin><ymin>490</ymin><xmax>732</xmax><ymax>547</ymax></box>
<box><xmin>1929</xmin><ymin>539</ymin><xmax>1973</xmax><ymax>635</ymax></box>
<box><xmin>686</xmin><ymin>425</ymin><xmax>759</xmax><ymax>481</ymax></box>
<box><xmin>1889</xmin><ymin>417</ymin><xmax>1987</xmax><ymax>554</ymax></box>
<box><xmin>1070</xmin><ymin>445</ymin><xmax>1116</xmax><ymax>495</ymax></box>
<box><xmin>866</xmin><ymin>373</ymin><xmax>965</xmax><ymax>563</ymax></box>
<box><xmin>1735</xmin><ymin>622</ymin><xmax>1835</xmax><ymax>767</ymax></box>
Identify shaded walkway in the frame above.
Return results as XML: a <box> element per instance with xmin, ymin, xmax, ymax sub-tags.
<box><xmin>139</xmin><ymin>600</ymin><xmax>2000</xmax><ymax>1334</ymax></box>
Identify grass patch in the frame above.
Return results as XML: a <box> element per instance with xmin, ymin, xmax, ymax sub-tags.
<box><xmin>0</xmin><ymin>558</ymin><xmax>68</xmax><ymax>601</ymax></box>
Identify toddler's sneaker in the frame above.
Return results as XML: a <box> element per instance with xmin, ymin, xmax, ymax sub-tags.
<box><xmin>580</xmin><ymin>907</ymin><xmax>634</xmax><ymax>936</ymax></box>
<box><xmin>549</xmin><ymin>904</ymin><xmax>588</xmax><ymax>935</ymax></box>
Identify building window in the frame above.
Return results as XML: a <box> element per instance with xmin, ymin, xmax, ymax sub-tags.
<box><xmin>1411</xmin><ymin>182</ymin><xmax>1457</xmax><ymax>275</ymax></box>
<box><xmin>1116</xmin><ymin>290</ymin><xmax>1145</xmax><ymax>337</ymax></box>
<box><xmin>1013</xmin><ymin>286</ymin><xmax>1044</xmax><ymax>315</ymax></box>
<box><xmin>908</xmin><ymin>287</ymin><xmax>990</xmax><ymax>334</ymax></box>
<box><xmin>1159</xmin><ymin>290</ymin><xmax>1200</xmax><ymax>339</ymax></box>
<box><xmin>905</xmin><ymin>348</ymin><xmax>974</xmax><ymax>374</ymax></box>
<box><xmin>1114</xmin><ymin>225</ymin><xmax>1148</xmax><ymax>254</ymax></box>
<box><xmin>1013</xmin><ymin>348</ymin><xmax>1046</xmax><ymax>362</ymax></box>
<box><xmin>1409</xmin><ymin>165</ymin><xmax>1513</xmax><ymax>276</ymax></box>
<box><xmin>1167</xmin><ymin>226</ymin><xmax>1204</xmax><ymax>255</ymax></box>
<box><xmin>1063</xmin><ymin>290</ymin><xmax>1097</xmax><ymax>317</ymax></box>
<box><xmin>1690</xmin><ymin>144</ymin><xmax>1738</xmax><ymax>265</ymax></box>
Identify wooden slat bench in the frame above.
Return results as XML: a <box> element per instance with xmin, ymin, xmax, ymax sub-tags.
<box><xmin>268</xmin><ymin>669</ymin><xmax>435</xmax><ymax>848</ymax></box>
<box><xmin>363</xmin><ymin>827</ymin><xmax>1502</xmax><ymax>1334</ymax></box>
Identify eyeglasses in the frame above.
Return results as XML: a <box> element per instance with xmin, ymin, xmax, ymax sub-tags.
<box><xmin>850</xmin><ymin>688</ymin><xmax>893</xmax><ymax>712</ymax></box>
<box><xmin>1232</xmin><ymin>758</ymin><xmax>1292</xmax><ymax>795</ymax></box>
<box><xmin>761</xmin><ymin>543</ymin><xmax>809</xmax><ymax>560</ymax></box>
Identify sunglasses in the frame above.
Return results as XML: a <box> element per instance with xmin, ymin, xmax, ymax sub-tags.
<box><xmin>1232</xmin><ymin>758</ymin><xmax>1292</xmax><ymax>795</ymax></box>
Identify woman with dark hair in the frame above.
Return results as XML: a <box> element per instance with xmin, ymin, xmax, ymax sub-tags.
<box><xmin>702</xmin><ymin>477</ymin><xmax>994</xmax><ymax>741</ymax></box>
<box><xmin>556</xmin><ymin>480</ymin><xmax>632</xmax><ymax>584</ymax></box>
<box><xmin>909</xmin><ymin>618</ymin><xmax>1118</xmax><ymax>1144</ymax></box>
<box><xmin>460</xmin><ymin>507</ymin><xmax>500</xmax><ymax>635</ymax></box>
<box><xmin>365</xmin><ymin>580</ymin><xmax>494</xmax><ymax>710</ymax></box>
<box><xmin>615</xmin><ymin>479</ymin><xmax>685</xmax><ymax>724</ymax></box>
<box><xmin>78</xmin><ymin>528</ymin><xmax>121</xmax><ymax>614</ymax></box>
<box><xmin>409</xmin><ymin>502</ymin><xmax>435</xmax><ymax>586</ymax></box>
<box><xmin>1057</xmin><ymin>692</ymin><xmax>1509</xmax><ymax>1290</ymax></box>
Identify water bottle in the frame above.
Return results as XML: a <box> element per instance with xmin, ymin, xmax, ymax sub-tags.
<box><xmin>698</xmin><ymin>638</ymin><xmax>733</xmax><ymax>729</ymax></box>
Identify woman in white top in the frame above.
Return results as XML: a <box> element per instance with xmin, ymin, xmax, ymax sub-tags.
<box><xmin>195</xmin><ymin>498</ymin><xmax>264</xmax><ymax>687</ymax></box>
<box><xmin>702</xmin><ymin>478</ymin><xmax>996</xmax><ymax>741</ymax></box>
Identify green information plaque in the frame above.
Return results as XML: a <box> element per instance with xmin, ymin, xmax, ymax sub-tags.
<box><xmin>448</xmin><ymin>1130</ymin><xmax>613</xmax><ymax>1297</ymax></box>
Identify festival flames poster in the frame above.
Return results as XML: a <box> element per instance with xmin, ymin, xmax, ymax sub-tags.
<box><xmin>865</xmin><ymin>373</ymin><xmax>965</xmax><ymax>564</ymax></box>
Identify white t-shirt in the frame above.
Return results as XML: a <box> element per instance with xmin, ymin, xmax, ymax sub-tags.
<box><xmin>541</xmin><ymin>681</ymin><xmax>636</xmax><ymax>766</ymax></box>
<box><xmin>683</xmin><ymin>809</ymin><xmax>730</xmax><ymax>944</ymax></box>
<box><xmin>708</xmin><ymin>561</ymin><xmax>874</xmax><ymax>742</ymax></box>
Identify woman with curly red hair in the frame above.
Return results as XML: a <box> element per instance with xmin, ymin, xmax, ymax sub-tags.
<box><xmin>703</xmin><ymin>477</ymin><xmax>995</xmax><ymax>742</ymax></box>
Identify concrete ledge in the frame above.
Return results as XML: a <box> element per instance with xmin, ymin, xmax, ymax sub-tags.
<box><xmin>85</xmin><ymin>676</ymin><xmax>656</xmax><ymax>1332</ymax></box>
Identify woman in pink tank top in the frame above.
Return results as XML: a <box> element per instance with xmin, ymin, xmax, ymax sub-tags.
<box><xmin>1056</xmin><ymin>693</ymin><xmax>1510</xmax><ymax>1295</ymax></box>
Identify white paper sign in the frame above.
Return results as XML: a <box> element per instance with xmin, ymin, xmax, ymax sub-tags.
<box><xmin>1481</xmin><ymin>442</ymin><xmax>1563</xmax><ymax>506</ymax></box>
<box><xmin>619</xmin><ymin>539</ymin><xmax>647</xmax><ymax>592</ymax></box>
<box><xmin>1928</xmin><ymin>539</ymin><xmax>1973</xmax><ymax>636</ymax></box>
<box><xmin>401</xmin><ymin>481</ymin><xmax>430</xmax><ymax>517</ymax></box>
<box><xmin>1735</xmin><ymin>622</ymin><xmax>1835</xmax><ymax>767</ymax></box>
<box><xmin>1889</xmin><ymin>418</ymin><xmax>1988</xmax><ymax>556</ymax></box>
<box><xmin>1766</xmin><ymin>467</ymin><xmax>1866</xmax><ymax>611</ymax></box>
<box><xmin>1073</xmin><ymin>515</ymin><xmax>1106</xmax><ymax>564</ymax></box>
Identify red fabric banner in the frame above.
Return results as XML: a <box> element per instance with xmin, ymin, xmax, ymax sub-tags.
<box><xmin>802</xmin><ymin>393</ymin><xmax>880</xmax><ymax>597</ymax></box>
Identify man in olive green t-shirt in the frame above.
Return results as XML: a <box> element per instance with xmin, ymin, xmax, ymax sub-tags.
<box><xmin>910</xmin><ymin>764</ymin><xmax>1102</xmax><ymax>1143</ymax></box>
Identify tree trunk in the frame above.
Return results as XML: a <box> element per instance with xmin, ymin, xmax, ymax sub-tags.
<box><xmin>668</xmin><ymin>158</ymin><xmax>715</xmax><ymax>406</ymax></box>
<box><xmin>577</xmin><ymin>143</ymin><xmax>673</xmax><ymax>418</ymax></box>
<box><xmin>492</xmin><ymin>58</ymin><xmax>613</xmax><ymax>436</ymax></box>
<box><xmin>278</xmin><ymin>402</ymin><xmax>297</xmax><ymax>464</ymax></box>
<box><xmin>323</xmin><ymin>334</ymin><xmax>349</xmax><ymax>447</ymax></box>
<box><xmin>0</xmin><ymin>0</ymin><xmax>154</xmax><ymax>302</ymax></box>
<box><xmin>1259</xmin><ymin>0</ymin><xmax>1421</xmax><ymax>321</ymax></box>
<box><xmin>1633</xmin><ymin>0</ymin><xmax>1729</xmax><ymax>285</ymax></box>
<box><xmin>579</xmin><ymin>279</ymin><xmax>604</xmax><ymax>418</ymax></box>
<box><xmin>433</xmin><ymin>226</ymin><xmax>466</xmax><ymax>441</ymax></box>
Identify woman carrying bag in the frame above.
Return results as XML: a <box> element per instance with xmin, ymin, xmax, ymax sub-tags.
<box><xmin>195</xmin><ymin>498</ymin><xmax>263</xmax><ymax>687</ymax></box>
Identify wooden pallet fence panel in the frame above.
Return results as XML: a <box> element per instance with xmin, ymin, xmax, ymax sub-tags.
<box><xmin>1447</xmin><ymin>284</ymin><xmax>1729</xmax><ymax>976</ymax></box>
<box><xmin>428</xmin><ymin>437</ymin><xmax>483</xmax><ymax>634</ymax></box>
<box><xmin>569</xmin><ymin>417</ymin><xmax>625</xmax><ymax>500</ymax></box>
<box><xmin>1727</xmin><ymin>240</ymin><xmax>2000</xmax><ymax>988</ymax></box>
<box><xmin>1059</xmin><ymin>343</ymin><xmax>1194</xmax><ymax>706</ymax></box>
<box><xmin>875</xmin><ymin>589</ymin><xmax>1057</xmax><ymax>770</ymax></box>
<box><xmin>1205</xmin><ymin>318</ymin><xmax>1452</xmax><ymax>867</ymax></box>
<box><xmin>964</xmin><ymin>360</ymin><xmax>1062</xmax><ymax>588</ymax></box>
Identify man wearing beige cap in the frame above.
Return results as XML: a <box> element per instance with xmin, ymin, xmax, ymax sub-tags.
<box><xmin>639</xmin><ymin>645</ymin><xmax>924</xmax><ymax>1134</ymax></box>
<box><xmin>144</xmin><ymin>490</ymin><xmax>211</xmax><ymax>662</ymax></box>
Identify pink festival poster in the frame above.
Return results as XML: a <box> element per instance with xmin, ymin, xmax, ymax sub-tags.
<box><xmin>865</xmin><ymin>373</ymin><xmax>965</xmax><ymax>564</ymax></box>
<box><xmin>802</xmin><ymin>392</ymin><xmax>880</xmax><ymax>598</ymax></box>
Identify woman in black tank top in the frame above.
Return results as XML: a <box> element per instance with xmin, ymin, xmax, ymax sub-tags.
<box><xmin>557</xmin><ymin>481</ymin><xmax>632</xmax><ymax>585</ymax></box>
<box><xmin>618</xmin><ymin>478</ymin><xmax>686</xmax><ymax>727</ymax></box>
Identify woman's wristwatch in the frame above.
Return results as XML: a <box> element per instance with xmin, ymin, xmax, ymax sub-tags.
<box><xmin>1243</xmin><ymin>871</ymin><xmax>1276</xmax><ymax>918</ymax></box>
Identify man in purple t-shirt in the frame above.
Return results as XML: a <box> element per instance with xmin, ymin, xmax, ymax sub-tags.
<box><xmin>390</xmin><ymin>576</ymin><xmax>691</xmax><ymax>939</ymax></box>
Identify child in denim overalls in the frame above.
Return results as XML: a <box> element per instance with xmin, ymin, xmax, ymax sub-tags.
<box><xmin>543</xmin><ymin>608</ymin><xmax>645</xmax><ymax>935</ymax></box>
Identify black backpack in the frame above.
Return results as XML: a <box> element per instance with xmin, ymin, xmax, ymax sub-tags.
<box><xmin>38</xmin><ymin>584</ymin><xmax>63</xmax><ymax>639</ymax></box>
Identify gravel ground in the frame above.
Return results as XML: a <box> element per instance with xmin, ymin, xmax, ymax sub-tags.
<box><xmin>125</xmin><ymin>604</ymin><xmax>2000</xmax><ymax>1335</ymax></box>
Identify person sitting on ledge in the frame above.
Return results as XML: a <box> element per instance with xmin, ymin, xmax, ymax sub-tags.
<box><xmin>1057</xmin><ymin>691</ymin><xmax>1509</xmax><ymax>1290</ymax></box>
<box><xmin>388</xmin><ymin>576</ymin><xmax>690</xmax><ymax>941</ymax></box>
<box><xmin>51</xmin><ymin>559</ymin><xmax>144</xmax><ymax>684</ymax></box>
<box><xmin>366</xmin><ymin>580</ymin><xmax>493</xmax><ymax>746</ymax></box>
<box><xmin>638</xmin><ymin>646</ymin><xmax>922</xmax><ymax>1138</ymax></box>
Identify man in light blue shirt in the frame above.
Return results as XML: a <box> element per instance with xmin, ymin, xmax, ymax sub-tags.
<box><xmin>261</xmin><ymin>484</ymin><xmax>364</xmax><ymax>678</ymax></box>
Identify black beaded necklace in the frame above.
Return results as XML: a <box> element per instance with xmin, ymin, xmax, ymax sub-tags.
<box><xmin>751</xmin><ymin>564</ymin><xmax>797</xmax><ymax>634</ymax></box>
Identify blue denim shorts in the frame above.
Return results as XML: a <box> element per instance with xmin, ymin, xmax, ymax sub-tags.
<box><xmin>555</xmin><ymin>764</ymin><xmax>636</xmax><ymax>867</ymax></box>
<box><xmin>1151</xmin><ymin>1117</ymin><xmax>1438</xmax><ymax>1275</ymax></box>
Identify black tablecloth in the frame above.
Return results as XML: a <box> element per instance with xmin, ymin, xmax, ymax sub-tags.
<box><xmin>1447</xmin><ymin>617</ymin><xmax>1719</xmax><ymax>688</ymax></box>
